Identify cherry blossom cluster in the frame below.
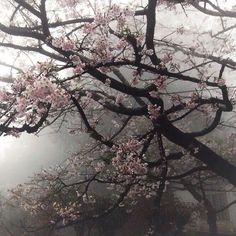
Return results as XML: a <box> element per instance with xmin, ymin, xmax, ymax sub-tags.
<box><xmin>78</xmin><ymin>4</ymin><xmax>142</xmax><ymax>64</ymax></box>
<box><xmin>53</xmin><ymin>202</ymin><xmax>80</xmax><ymax>224</ymax></box>
<box><xmin>185</xmin><ymin>92</ymin><xmax>199</xmax><ymax>110</ymax></box>
<box><xmin>111</xmin><ymin>138</ymin><xmax>148</xmax><ymax>179</ymax></box>
<box><xmin>154</xmin><ymin>76</ymin><xmax>167</xmax><ymax>90</ymax></box>
<box><xmin>149</xmin><ymin>75</ymin><xmax>167</xmax><ymax>98</ymax></box>
<box><xmin>52</xmin><ymin>36</ymin><xmax>76</xmax><ymax>51</ymax></box>
<box><xmin>36</xmin><ymin>60</ymin><xmax>53</xmax><ymax>73</ymax></box>
<box><xmin>94</xmin><ymin>4</ymin><xmax>134</xmax><ymax>30</ymax></box>
<box><xmin>9</xmin><ymin>157</ymin><xmax>87</xmax><ymax>223</ymax></box>
<box><xmin>0</xmin><ymin>89</ymin><xmax>10</xmax><ymax>103</ymax></box>
<box><xmin>0</xmin><ymin>68</ymin><xmax>72</xmax><ymax>137</ymax></box>
<box><xmin>70</xmin><ymin>55</ymin><xmax>86</xmax><ymax>74</ymax></box>
<box><xmin>148</xmin><ymin>104</ymin><xmax>161</xmax><ymax>121</ymax></box>
<box><xmin>112</xmin><ymin>153</ymin><xmax>148</xmax><ymax>177</ymax></box>
<box><xmin>12</xmin><ymin>72</ymin><xmax>70</xmax><ymax>113</ymax></box>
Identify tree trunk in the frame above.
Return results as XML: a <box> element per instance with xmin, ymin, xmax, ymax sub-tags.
<box><xmin>182</xmin><ymin>180</ymin><xmax>218</xmax><ymax>236</ymax></box>
<box><xmin>207</xmin><ymin>210</ymin><xmax>218</xmax><ymax>236</ymax></box>
<box><xmin>159</xmin><ymin>117</ymin><xmax>236</xmax><ymax>186</ymax></box>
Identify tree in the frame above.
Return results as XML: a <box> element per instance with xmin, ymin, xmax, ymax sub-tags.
<box><xmin>1</xmin><ymin>0</ymin><xmax>236</xmax><ymax>235</ymax></box>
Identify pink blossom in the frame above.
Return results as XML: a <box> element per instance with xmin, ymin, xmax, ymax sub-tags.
<box><xmin>115</xmin><ymin>94</ymin><xmax>124</xmax><ymax>104</ymax></box>
<box><xmin>148</xmin><ymin>104</ymin><xmax>161</xmax><ymax>121</ymax></box>
<box><xmin>0</xmin><ymin>90</ymin><xmax>9</xmax><ymax>101</ymax></box>
<box><xmin>15</xmin><ymin>97</ymin><xmax>27</xmax><ymax>113</ymax></box>
<box><xmin>162</xmin><ymin>53</ymin><xmax>173</xmax><ymax>64</ymax></box>
<box><xmin>61</xmin><ymin>40</ymin><xmax>76</xmax><ymax>51</ymax></box>
<box><xmin>154</xmin><ymin>76</ymin><xmax>167</xmax><ymax>90</ymax></box>
<box><xmin>73</xmin><ymin>66</ymin><xmax>84</xmax><ymax>75</ymax></box>
<box><xmin>170</xmin><ymin>94</ymin><xmax>181</xmax><ymax>104</ymax></box>
<box><xmin>149</xmin><ymin>90</ymin><xmax>159</xmax><ymax>98</ymax></box>
<box><xmin>198</xmin><ymin>81</ymin><xmax>207</xmax><ymax>89</ymax></box>
<box><xmin>105</xmin><ymin>78</ymin><xmax>111</xmax><ymax>86</ymax></box>
<box><xmin>185</xmin><ymin>101</ymin><xmax>196</xmax><ymax>109</ymax></box>
<box><xmin>52</xmin><ymin>37</ymin><xmax>76</xmax><ymax>51</ymax></box>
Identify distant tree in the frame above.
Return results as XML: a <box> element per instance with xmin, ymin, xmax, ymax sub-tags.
<box><xmin>0</xmin><ymin>0</ymin><xmax>236</xmax><ymax>235</ymax></box>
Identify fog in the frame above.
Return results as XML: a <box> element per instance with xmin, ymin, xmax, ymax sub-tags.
<box><xmin>0</xmin><ymin>1</ymin><xmax>235</xmax><ymax>191</ymax></box>
<box><xmin>0</xmin><ymin>1</ymin><xmax>235</xmax><ymax>236</ymax></box>
<box><xmin>0</xmin><ymin>126</ymin><xmax>85</xmax><ymax>189</ymax></box>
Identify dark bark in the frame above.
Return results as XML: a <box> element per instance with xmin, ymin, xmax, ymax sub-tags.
<box><xmin>182</xmin><ymin>180</ymin><xmax>218</xmax><ymax>236</ymax></box>
<box><xmin>146</xmin><ymin>0</ymin><xmax>161</xmax><ymax>65</ymax></box>
<box><xmin>207</xmin><ymin>208</ymin><xmax>218</xmax><ymax>236</ymax></box>
<box><xmin>159</xmin><ymin>117</ymin><xmax>236</xmax><ymax>187</ymax></box>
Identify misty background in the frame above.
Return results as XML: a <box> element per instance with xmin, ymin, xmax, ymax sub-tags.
<box><xmin>0</xmin><ymin>124</ymin><xmax>86</xmax><ymax>189</ymax></box>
